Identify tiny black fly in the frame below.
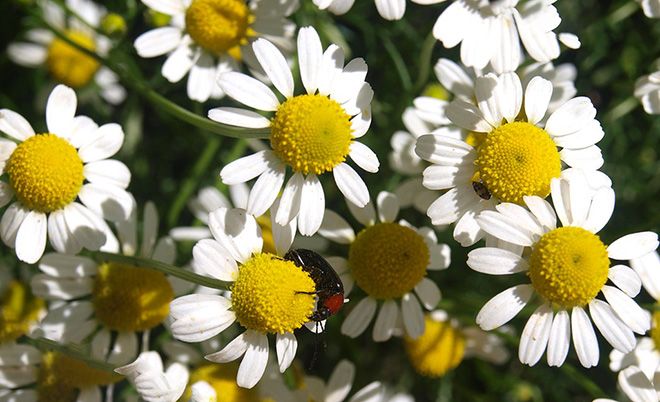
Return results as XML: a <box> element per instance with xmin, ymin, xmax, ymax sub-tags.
<box><xmin>472</xmin><ymin>181</ymin><xmax>492</xmax><ymax>200</ymax></box>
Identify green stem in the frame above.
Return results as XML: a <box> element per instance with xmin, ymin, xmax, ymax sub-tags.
<box><xmin>24</xmin><ymin>337</ymin><xmax>117</xmax><ymax>372</ymax></box>
<box><xmin>605</xmin><ymin>96</ymin><xmax>638</xmax><ymax>122</ymax></box>
<box><xmin>414</xmin><ymin>31</ymin><xmax>437</xmax><ymax>92</ymax></box>
<box><xmin>30</xmin><ymin>8</ymin><xmax>269</xmax><ymax>139</ymax></box>
<box><xmin>383</xmin><ymin>34</ymin><xmax>412</xmax><ymax>92</ymax></box>
<box><xmin>93</xmin><ymin>251</ymin><xmax>231</xmax><ymax>290</ymax></box>
<box><xmin>607</xmin><ymin>1</ymin><xmax>639</xmax><ymax>25</ymax></box>
<box><xmin>559</xmin><ymin>363</ymin><xmax>606</xmax><ymax>398</ymax></box>
<box><xmin>167</xmin><ymin>135</ymin><xmax>222</xmax><ymax>228</ymax></box>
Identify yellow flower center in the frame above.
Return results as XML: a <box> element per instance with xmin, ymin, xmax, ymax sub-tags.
<box><xmin>404</xmin><ymin>315</ymin><xmax>465</xmax><ymax>377</ymax></box>
<box><xmin>92</xmin><ymin>262</ymin><xmax>174</xmax><ymax>332</ymax></box>
<box><xmin>422</xmin><ymin>83</ymin><xmax>450</xmax><ymax>101</ymax></box>
<box><xmin>181</xmin><ymin>363</ymin><xmax>260</xmax><ymax>402</ymax></box>
<box><xmin>651</xmin><ymin>308</ymin><xmax>660</xmax><ymax>352</ymax></box>
<box><xmin>270</xmin><ymin>94</ymin><xmax>353</xmax><ymax>175</ymax></box>
<box><xmin>6</xmin><ymin>134</ymin><xmax>84</xmax><ymax>213</ymax></box>
<box><xmin>256</xmin><ymin>215</ymin><xmax>276</xmax><ymax>255</ymax></box>
<box><xmin>37</xmin><ymin>352</ymin><xmax>121</xmax><ymax>402</ymax></box>
<box><xmin>0</xmin><ymin>280</ymin><xmax>44</xmax><ymax>343</ymax></box>
<box><xmin>464</xmin><ymin>131</ymin><xmax>486</xmax><ymax>148</ymax></box>
<box><xmin>349</xmin><ymin>223</ymin><xmax>429</xmax><ymax>299</ymax></box>
<box><xmin>185</xmin><ymin>0</ymin><xmax>255</xmax><ymax>59</ymax></box>
<box><xmin>528</xmin><ymin>227</ymin><xmax>610</xmax><ymax>308</ymax></box>
<box><xmin>474</xmin><ymin>122</ymin><xmax>561</xmax><ymax>205</ymax></box>
<box><xmin>231</xmin><ymin>253</ymin><xmax>315</xmax><ymax>334</ymax></box>
<box><xmin>46</xmin><ymin>30</ymin><xmax>100</xmax><ymax>88</ymax></box>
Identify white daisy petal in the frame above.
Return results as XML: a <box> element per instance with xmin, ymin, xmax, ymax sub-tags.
<box><xmin>558</xmin><ymin>33</ymin><xmax>581</xmax><ymax>49</ymax></box>
<box><xmin>415</xmin><ymin>134</ymin><xmax>474</xmax><ymax>166</ymax></box>
<box><xmin>205</xmin><ymin>331</ymin><xmax>249</xmax><ymax>363</ymax></box>
<box><xmin>161</xmin><ymin>40</ymin><xmax>196</xmax><ymax>83</ymax></box>
<box><xmin>208</xmin><ymin>207</ymin><xmax>263</xmax><ymax>264</ymax></box>
<box><xmin>218</xmin><ymin>72</ymin><xmax>280</xmax><ymax>112</ymax></box>
<box><xmin>608</xmin><ymin>265</ymin><xmax>642</xmax><ymax>298</ymax></box>
<box><xmin>187</xmin><ymin>53</ymin><xmax>216</xmax><ymax>102</ymax></box>
<box><xmin>298</xmin><ymin>175</ymin><xmax>325</xmax><ymax>236</ymax></box>
<box><xmin>78</xmin><ymin>184</ymin><xmax>133</xmax><ymax>222</ymax></box>
<box><xmin>476</xmin><ymin>210</ymin><xmax>535</xmax><ymax>247</ymax></box>
<box><xmin>192</xmin><ymin>239</ymin><xmax>237</xmax><ymax>281</ymax></box>
<box><xmin>220</xmin><ymin>150</ymin><xmax>271</xmax><ymax>185</ymax></box>
<box><xmin>7</xmin><ymin>43</ymin><xmax>47</xmax><ymax>66</ymax></box>
<box><xmin>618</xmin><ymin>366</ymin><xmax>658</xmax><ymax>402</ymax></box>
<box><xmin>608</xmin><ymin>232</ymin><xmax>658</xmax><ymax>260</ymax></box>
<box><xmin>141</xmin><ymin>0</ymin><xmax>186</xmax><ymax>15</ymax></box>
<box><xmin>497</xmin><ymin>72</ymin><xmax>523</xmax><ymax>123</ymax></box>
<box><xmin>326</xmin><ymin>360</ymin><xmax>355</xmax><ymax>402</ymax></box>
<box><xmin>467</xmin><ymin>247</ymin><xmax>528</xmax><ymax>275</ymax></box>
<box><xmin>246</xmin><ymin>160</ymin><xmax>285</xmax><ymax>217</ymax></box>
<box><xmin>0</xmin><ymin>109</ymin><xmax>34</xmax><ymax>141</ymax></box>
<box><xmin>571</xmin><ymin>306</ymin><xmax>599</xmax><ymax>367</ymax></box>
<box><xmin>583</xmin><ymin>186</ymin><xmax>615</xmax><ymax>234</ymax></box>
<box><xmin>236</xmin><ymin>331</ymin><xmax>269</xmax><ymax>389</ymax></box>
<box><xmin>372</xmin><ymin>300</ymin><xmax>398</xmax><ymax>342</ymax></box>
<box><xmin>15</xmin><ymin>211</ymin><xmax>47</xmax><ymax>264</ymax></box>
<box><xmin>253</xmin><ymin>38</ymin><xmax>294</xmax><ymax>98</ymax></box>
<box><xmin>134</xmin><ymin>27</ymin><xmax>182</xmax><ymax>58</ymax></box>
<box><xmin>170</xmin><ymin>296</ymin><xmax>236</xmax><ymax>342</ymax></box>
<box><xmin>524</xmin><ymin>76</ymin><xmax>553</xmax><ymax>125</ymax></box>
<box><xmin>589</xmin><ymin>299</ymin><xmax>635</xmax><ymax>353</ymax></box>
<box><xmin>38</xmin><ymin>253</ymin><xmax>96</xmax><ymax>277</ymax></box>
<box><xmin>46</xmin><ymin>85</ymin><xmax>77</xmax><ymax>136</ymax></box>
<box><xmin>630</xmin><ymin>251</ymin><xmax>660</xmax><ymax>300</ymax></box>
<box><xmin>333</xmin><ymin>163</ymin><xmax>370</xmax><ymax>208</ymax></box>
<box><xmin>552</xmin><ymin>120</ymin><xmax>604</xmax><ymax>149</ymax></box>
<box><xmin>63</xmin><ymin>203</ymin><xmax>108</xmax><ymax>251</ymax></box>
<box><xmin>275</xmin><ymin>333</ymin><xmax>297</xmax><ymax>373</ymax></box>
<box><xmin>208</xmin><ymin>107</ymin><xmax>271</xmax><ymax>128</ymax></box>
<box><xmin>546</xmin><ymin>310</ymin><xmax>570</xmax><ymax>367</ymax></box>
<box><xmin>560</xmin><ymin>145</ymin><xmax>604</xmax><ymax>170</ymax></box>
<box><xmin>78</xmin><ymin>123</ymin><xmax>125</xmax><ymax>163</ymax></box>
<box><xmin>375</xmin><ymin>0</ymin><xmax>405</xmax><ymax>20</ymax></box>
<box><xmin>349</xmin><ymin>142</ymin><xmax>379</xmax><ymax>173</ymax></box>
<box><xmin>523</xmin><ymin>196</ymin><xmax>557</xmax><ymax>232</ymax></box>
<box><xmin>433</xmin><ymin>58</ymin><xmax>474</xmax><ymax>100</ymax></box>
<box><xmin>376</xmin><ymin>191</ymin><xmax>399</xmax><ymax>223</ymax></box>
<box><xmin>519</xmin><ymin>304</ymin><xmax>553</xmax><ymax>366</ymax></box>
<box><xmin>545</xmin><ymin>97</ymin><xmax>597</xmax><ymax>137</ymax></box>
<box><xmin>84</xmin><ymin>160</ymin><xmax>131</xmax><ymax>189</ymax></box>
<box><xmin>1</xmin><ymin>202</ymin><xmax>29</xmax><ymax>248</ymax></box>
<box><xmin>477</xmin><ymin>285</ymin><xmax>533</xmax><ymax>331</ymax></box>
<box><xmin>275</xmin><ymin>172</ymin><xmax>304</xmax><ymax>226</ymax></box>
<box><xmin>297</xmin><ymin>26</ymin><xmax>323</xmax><ymax>95</ymax></box>
<box><xmin>47</xmin><ymin>209</ymin><xmax>79</xmax><ymax>254</ymax></box>
<box><xmin>401</xmin><ymin>293</ymin><xmax>425</xmax><ymax>339</ymax></box>
<box><xmin>341</xmin><ymin>297</ymin><xmax>377</xmax><ymax>338</ymax></box>
<box><xmin>601</xmin><ymin>285</ymin><xmax>651</xmax><ymax>334</ymax></box>
<box><xmin>414</xmin><ymin>278</ymin><xmax>441</xmax><ymax>310</ymax></box>
<box><xmin>446</xmin><ymin>100</ymin><xmax>493</xmax><ymax>132</ymax></box>
<box><xmin>317</xmin><ymin>45</ymin><xmax>345</xmax><ymax>97</ymax></box>
<box><xmin>271</xmin><ymin>208</ymin><xmax>296</xmax><ymax>257</ymax></box>
<box><xmin>495</xmin><ymin>203</ymin><xmax>544</xmax><ymax>237</ymax></box>
<box><xmin>318</xmin><ymin>209</ymin><xmax>355</xmax><ymax>244</ymax></box>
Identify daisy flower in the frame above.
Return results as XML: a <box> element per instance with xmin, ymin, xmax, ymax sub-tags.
<box><xmin>606</xmin><ymin>337</ymin><xmax>660</xmax><ymax>402</ymax></box>
<box><xmin>211</xmin><ymin>26</ymin><xmax>377</xmax><ymax>236</ymax></box>
<box><xmin>634</xmin><ymin>59</ymin><xmax>660</xmax><ymax>115</ymax></box>
<box><xmin>133</xmin><ymin>0</ymin><xmax>298</xmax><ymax>102</ymax></box>
<box><xmin>637</xmin><ymin>0</ymin><xmax>660</xmax><ymax>18</ymax></box>
<box><xmin>432</xmin><ymin>0</ymin><xmax>579</xmax><ymax>73</ymax></box>
<box><xmin>312</xmin><ymin>0</ymin><xmax>443</xmax><ymax>21</ymax></box>
<box><xmin>115</xmin><ymin>351</ymin><xmax>188</xmax><ymax>402</ymax></box>
<box><xmin>468</xmin><ymin>174</ymin><xmax>658</xmax><ymax>367</ymax></box>
<box><xmin>7</xmin><ymin>0</ymin><xmax>126</xmax><ymax>104</ymax></box>
<box><xmin>416</xmin><ymin>71</ymin><xmax>606</xmax><ymax>247</ymax></box>
<box><xmin>318</xmin><ymin>191</ymin><xmax>450</xmax><ymax>340</ymax></box>
<box><xmin>168</xmin><ymin>207</ymin><xmax>321</xmax><ymax>388</ymax></box>
<box><xmin>404</xmin><ymin>310</ymin><xmax>509</xmax><ymax>378</ymax></box>
<box><xmin>0</xmin><ymin>344</ymin><xmax>122</xmax><ymax>402</ymax></box>
<box><xmin>0</xmin><ymin>85</ymin><xmax>133</xmax><ymax>263</ymax></box>
<box><xmin>31</xmin><ymin>202</ymin><xmax>176</xmax><ymax>367</ymax></box>
<box><xmin>0</xmin><ymin>277</ymin><xmax>45</xmax><ymax>345</ymax></box>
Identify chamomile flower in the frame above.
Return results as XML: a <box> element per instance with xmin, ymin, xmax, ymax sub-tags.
<box><xmin>212</xmin><ymin>26</ymin><xmax>377</xmax><ymax>236</ymax></box>
<box><xmin>634</xmin><ymin>59</ymin><xmax>660</xmax><ymax>115</ymax></box>
<box><xmin>115</xmin><ymin>351</ymin><xmax>188</xmax><ymax>402</ymax></box>
<box><xmin>31</xmin><ymin>202</ymin><xmax>176</xmax><ymax>367</ymax></box>
<box><xmin>133</xmin><ymin>0</ymin><xmax>298</xmax><ymax>102</ymax></box>
<box><xmin>468</xmin><ymin>175</ymin><xmax>658</xmax><ymax>367</ymax></box>
<box><xmin>0</xmin><ymin>85</ymin><xmax>133</xmax><ymax>263</ymax></box>
<box><xmin>312</xmin><ymin>0</ymin><xmax>443</xmax><ymax>21</ymax></box>
<box><xmin>7</xmin><ymin>0</ymin><xmax>126</xmax><ymax>104</ymax></box>
<box><xmin>637</xmin><ymin>0</ymin><xmax>660</xmax><ymax>18</ymax></box>
<box><xmin>168</xmin><ymin>207</ymin><xmax>318</xmax><ymax>388</ymax></box>
<box><xmin>0</xmin><ymin>279</ymin><xmax>44</xmax><ymax>345</ymax></box>
<box><xmin>416</xmin><ymin>71</ymin><xmax>606</xmax><ymax>247</ymax></box>
<box><xmin>404</xmin><ymin>310</ymin><xmax>509</xmax><ymax>378</ymax></box>
<box><xmin>0</xmin><ymin>345</ymin><xmax>122</xmax><ymax>402</ymax></box>
<box><xmin>318</xmin><ymin>191</ymin><xmax>450</xmax><ymax>341</ymax></box>
<box><xmin>432</xmin><ymin>0</ymin><xmax>579</xmax><ymax>73</ymax></box>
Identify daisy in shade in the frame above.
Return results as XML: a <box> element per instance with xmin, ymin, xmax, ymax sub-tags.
<box><xmin>115</xmin><ymin>351</ymin><xmax>188</xmax><ymax>402</ymax></box>
<box><xmin>404</xmin><ymin>310</ymin><xmax>509</xmax><ymax>378</ymax></box>
<box><xmin>0</xmin><ymin>85</ymin><xmax>133</xmax><ymax>263</ymax></box>
<box><xmin>0</xmin><ymin>344</ymin><xmax>123</xmax><ymax>402</ymax></box>
<box><xmin>468</xmin><ymin>174</ymin><xmax>658</xmax><ymax>368</ymax></box>
<box><xmin>393</xmin><ymin>58</ymin><xmax>577</xmax><ymax>215</ymax></box>
<box><xmin>634</xmin><ymin>59</ymin><xmax>660</xmax><ymax>115</ymax></box>
<box><xmin>432</xmin><ymin>0</ymin><xmax>579</xmax><ymax>73</ymax></box>
<box><xmin>168</xmin><ymin>206</ymin><xmax>322</xmax><ymax>389</ymax></box>
<box><xmin>312</xmin><ymin>0</ymin><xmax>443</xmax><ymax>21</ymax></box>
<box><xmin>211</xmin><ymin>26</ymin><xmax>377</xmax><ymax>236</ymax></box>
<box><xmin>317</xmin><ymin>191</ymin><xmax>450</xmax><ymax>341</ymax></box>
<box><xmin>31</xmin><ymin>202</ymin><xmax>176</xmax><ymax>367</ymax></box>
<box><xmin>133</xmin><ymin>0</ymin><xmax>298</xmax><ymax>102</ymax></box>
<box><xmin>416</xmin><ymin>71</ymin><xmax>606</xmax><ymax>247</ymax></box>
<box><xmin>7</xmin><ymin>0</ymin><xmax>126</xmax><ymax>104</ymax></box>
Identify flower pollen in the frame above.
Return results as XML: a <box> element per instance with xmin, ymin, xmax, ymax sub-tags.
<box><xmin>6</xmin><ymin>134</ymin><xmax>84</xmax><ymax>213</ymax></box>
<box><xmin>475</xmin><ymin>121</ymin><xmax>561</xmax><ymax>204</ymax></box>
<box><xmin>529</xmin><ymin>227</ymin><xmax>609</xmax><ymax>308</ymax></box>
<box><xmin>92</xmin><ymin>262</ymin><xmax>174</xmax><ymax>332</ymax></box>
<box><xmin>404</xmin><ymin>315</ymin><xmax>465</xmax><ymax>377</ymax></box>
<box><xmin>182</xmin><ymin>363</ymin><xmax>259</xmax><ymax>402</ymax></box>
<box><xmin>185</xmin><ymin>0</ymin><xmax>255</xmax><ymax>58</ymax></box>
<box><xmin>46</xmin><ymin>30</ymin><xmax>100</xmax><ymax>87</ymax></box>
<box><xmin>0</xmin><ymin>280</ymin><xmax>44</xmax><ymax>343</ymax></box>
<box><xmin>231</xmin><ymin>253</ymin><xmax>315</xmax><ymax>334</ymax></box>
<box><xmin>349</xmin><ymin>223</ymin><xmax>429</xmax><ymax>299</ymax></box>
<box><xmin>270</xmin><ymin>94</ymin><xmax>353</xmax><ymax>175</ymax></box>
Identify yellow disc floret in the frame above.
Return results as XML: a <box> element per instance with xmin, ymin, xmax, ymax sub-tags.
<box><xmin>651</xmin><ymin>307</ymin><xmax>660</xmax><ymax>352</ymax></box>
<box><xmin>92</xmin><ymin>262</ymin><xmax>174</xmax><ymax>332</ymax></box>
<box><xmin>256</xmin><ymin>215</ymin><xmax>276</xmax><ymax>255</ymax></box>
<box><xmin>404</xmin><ymin>315</ymin><xmax>465</xmax><ymax>377</ymax></box>
<box><xmin>474</xmin><ymin>122</ymin><xmax>561</xmax><ymax>205</ymax></box>
<box><xmin>185</xmin><ymin>0</ymin><xmax>255</xmax><ymax>58</ymax></box>
<box><xmin>349</xmin><ymin>223</ymin><xmax>429</xmax><ymax>299</ymax></box>
<box><xmin>181</xmin><ymin>363</ymin><xmax>260</xmax><ymax>402</ymax></box>
<box><xmin>46</xmin><ymin>30</ymin><xmax>100</xmax><ymax>88</ymax></box>
<box><xmin>231</xmin><ymin>253</ymin><xmax>315</xmax><ymax>334</ymax></box>
<box><xmin>6</xmin><ymin>134</ymin><xmax>84</xmax><ymax>213</ymax></box>
<box><xmin>529</xmin><ymin>227</ymin><xmax>610</xmax><ymax>308</ymax></box>
<box><xmin>270</xmin><ymin>94</ymin><xmax>353</xmax><ymax>175</ymax></box>
<box><xmin>0</xmin><ymin>280</ymin><xmax>44</xmax><ymax>343</ymax></box>
<box><xmin>37</xmin><ymin>352</ymin><xmax>121</xmax><ymax>402</ymax></box>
